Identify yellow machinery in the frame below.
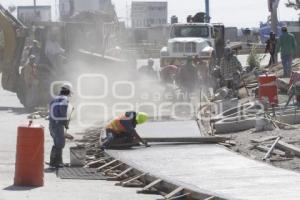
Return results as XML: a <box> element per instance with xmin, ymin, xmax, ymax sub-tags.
<box><xmin>0</xmin><ymin>4</ymin><xmax>27</xmax><ymax>93</ymax></box>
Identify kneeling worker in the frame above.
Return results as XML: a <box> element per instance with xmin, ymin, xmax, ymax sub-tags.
<box><xmin>102</xmin><ymin>111</ymin><xmax>150</xmax><ymax>149</ymax></box>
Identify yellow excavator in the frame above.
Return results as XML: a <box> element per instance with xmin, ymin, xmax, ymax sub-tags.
<box><xmin>0</xmin><ymin>5</ymin><xmax>69</xmax><ymax>108</ymax></box>
<box><xmin>0</xmin><ymin>4</ymin><xmax>129</xmax><ymax>108</ymax></box>
<box><xmin>0</xmin><ymin>4</ymin><xmax>27</xmax><ymax>102</ymax></box>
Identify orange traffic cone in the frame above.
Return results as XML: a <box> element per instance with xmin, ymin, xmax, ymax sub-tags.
<box><xmin>14</xmin><ymin>121</ymin><xmax>44</xmax><ymax>187</ymax></box>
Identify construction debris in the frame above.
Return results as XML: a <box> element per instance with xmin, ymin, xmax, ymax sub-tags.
<box><xmin>262</xmin><ymin>137</ymin><xmax>281</xmax><ymax>161</ymax></box>
<box><xmin>254</xmin><ymin>145</ymin><xmax>285</xmax><ymax>157</ymax></box>
<box><xmin>251</xmin><ymin>135</ymin><xmax>279</xmax><ymax>143</ymax></box>
<box><xmin>276</xmin><ymin>141</ymin><xmax>300</xmax><ymax>158</ymax></box>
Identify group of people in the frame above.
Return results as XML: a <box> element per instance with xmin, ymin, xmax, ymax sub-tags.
<box><xmin>49</xmin><ymin>84</ymin><xmax>150</xmax><ymax>168</ymax></box>
<box><xmin>265</xmin><ymin>26</ymin><xmax>298</xmax><ymax>77</ymax></box>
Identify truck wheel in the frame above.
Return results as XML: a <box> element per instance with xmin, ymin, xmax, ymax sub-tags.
<box><xmin>16</xmin><ymin>72</ymin><xmax>26</xmax><ymax>107</ymax></box>
<box><xmin>16</xmin><ymin>85</ymin><xmax>26</xmax><ymax>107</ymax></box>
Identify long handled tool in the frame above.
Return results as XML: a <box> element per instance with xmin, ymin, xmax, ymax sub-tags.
<box><xmin>133</xmin><ymin>130</ymin><xmax>151</xmax><ymax>147</ymax></box>
<box><xmin>65</xmin><ymin>106</ymin><xmax>75</xmax><ymax>140</ymax></box>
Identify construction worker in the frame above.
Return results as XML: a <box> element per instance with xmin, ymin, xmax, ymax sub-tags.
<box><xmin>138</xmin><ymin>58</ymin><xmax>157</xmax><ymax>79</ymax></box>
<box><xmin>160</xmin><ymin>61</ymin><xmax>178</xmax><ymax>85</ymax></box>
<box><xmin>28</xmin><ymin>40</ymin><xmax>41</xmax><ymax>63</ymax></box>
<box><xmin>176</xmin><ymin>56</ymin><xmax>198</xmax><ymax>100</ymax></box>
<box><xmin>23</xmin><ymin>55</ymin><xmax>39</xmax><ymax>108</ymax></box>
<box><xmin>49</xmin><ymin>84</ymin><xmax>72</xmax><ymax>168</ymax></box>
<box><xmin>276</xmin><ymin>26</ymin><xmax>298</xmax><ymax>77</ymax></box>
<box><xmin>23</xmin><ymin>55</ymin><xmax>38</xmax><ymax>89</ymax></box>
<box><xmin>101</xmin><ymin>111</ymin><xmax>150</xmax><ymax>150</ymax></box>
<box><xmin>265</xmin><ymin>32</ymin><xmax>277</xmax><ymax>67</ymax></box>
<box><xmin>220</xmin><ymin>47</ymin><xmax>243</xmax><ymax>97</ymax></box>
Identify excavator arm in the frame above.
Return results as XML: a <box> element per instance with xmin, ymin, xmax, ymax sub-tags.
<box><xmin>0</xmin><ymin>4</ymin><xmax>27</xmax><ymax>92</ymax></box>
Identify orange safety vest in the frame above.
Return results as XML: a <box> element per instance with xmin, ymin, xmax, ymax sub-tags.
<box><xmin>106</xmin><ymin>115</ymin><xmax>127</xmax><ymax>134</ymax></box>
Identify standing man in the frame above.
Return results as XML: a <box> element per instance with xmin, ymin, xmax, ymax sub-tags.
<box><xmin>276</xmin><ymin>26</ymin><xmax>297</xmax><ymax>77</ymax></box>
<box><xmin>265</xmin><ymin>32</ymin><xmax>277</xmax><ymax>67</ymax></box>
<box><xmin>101</xmin><ymin>111</ymin><xmax>150</xmax><ymax>149</ymax></box>
<box><xmin>49</xmin><ymin>84</ymin><xmax>72</xmax><ymax>168</ymax></box>
<box><xmin>176</xmin><ymin>56</ymin><xmax>198</xmax><ymax>100</ymax></box>
<box><xmin>28</xmin><ymin>40</ymin><xmax>41</xmax><ymax>63</ymax></box>
<box><xmin>138</xmin><ymin>58</ymin><xmax>158</xmax><ymax>79</ymax></box>
<box><xmin>23</xmin><ymin>55</ymin><xmax>39</xmax><ymax>108</ymax></box>
<box><xmin>23</xmin><ymin>55</ymin><xmax>38</xmax><ymax>89</ymax></box>
<box><xmin>220</xmin><ymin>47</ymin><xmax>243</xmax><ymax>97</ymax></box>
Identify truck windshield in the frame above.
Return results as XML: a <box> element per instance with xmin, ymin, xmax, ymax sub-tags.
<box><xmin>170</xmin><ymin>26</ymin><xmax>209</xmax><ymax>38</ymax></box>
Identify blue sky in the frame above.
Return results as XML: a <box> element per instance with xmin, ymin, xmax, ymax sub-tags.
<box><xmin>2</xmin><ymin>0</ymin><xmax>299</xmax><ymax>27</ymax></box>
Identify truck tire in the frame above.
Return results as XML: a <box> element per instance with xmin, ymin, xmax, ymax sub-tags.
<box><xmin>16</xmin><ymin>70</ymin><xmax>26</xmax><ymax>107</ymax></box>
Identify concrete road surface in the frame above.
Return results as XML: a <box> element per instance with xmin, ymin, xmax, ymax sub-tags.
<box><xmin>0</xmin><ymin>86</ymin><xmax>158</xmax><ymax>200</ymax></box>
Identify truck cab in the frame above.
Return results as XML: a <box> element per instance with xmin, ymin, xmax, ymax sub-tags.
<box><xmin>160</xmin><ymin>22</ymin><xmax>224</xmax><ymax>70</ymax></box>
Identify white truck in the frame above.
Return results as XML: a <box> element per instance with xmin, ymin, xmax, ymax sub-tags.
<box><xmin>160</xmin><ymin>22</ymin><xmax>224</xmax><ymax>73</ymax></box>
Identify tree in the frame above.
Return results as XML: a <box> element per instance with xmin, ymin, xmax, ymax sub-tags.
<box><xmin>286</xmin><ymin>0</ymin><xmax>300</xmax><ymax>10</ymax></box>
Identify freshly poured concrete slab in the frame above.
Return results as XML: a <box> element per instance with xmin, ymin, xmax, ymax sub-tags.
<box><xmin>136</xmin><ymin>120</ymin><xmax>202</xmax><ymax>138</ymax></box>
<box><xmin>108</xmin><ymin>145</ymin><xmax>300</xmax><ymax>200</ymax></box>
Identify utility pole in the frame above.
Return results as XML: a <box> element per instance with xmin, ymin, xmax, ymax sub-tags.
<box><xmin>269</xmin><ymin>0</ymin><xmax>280</xmax><ymax>34</ymax></box>
<box><xmin>205</xmin><ymin>0</ymin><xmax>210</xmax><ymax>23</ymax></box>
<box><xmin>33</xmin><ymin>0</ymin><xmax>37</xmax><ymax>21</ymax></box>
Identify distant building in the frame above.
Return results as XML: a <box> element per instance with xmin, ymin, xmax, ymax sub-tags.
<box><xmin>225</xmin><ymin>27</ymin><xmax>238</xmax><ymax>42</ymax></box>
<box><xmin>17</xmin><ymin>6</ymin><xmax>51</xmax><ymax>25</ymax></box>
<box><xmin>131</xmin><ymin>1</ymin><xmax>168</xmax><ymax>28</ymax></box>
<box><xmin>59</xmin><ymin>0</ymin><xmax>113</xmax><ymax>19</ymax></box>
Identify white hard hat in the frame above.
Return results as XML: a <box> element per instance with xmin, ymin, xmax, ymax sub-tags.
<box><xmin>61</xmin><ymin>83</ymin><xmax>73</xmax><ymax>93</ymax></box>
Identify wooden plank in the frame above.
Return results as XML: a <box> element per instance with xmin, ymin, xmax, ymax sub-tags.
<box><xmin>137</xmin><ymin>179</ymin><xmax>162</xmax><ymax>193</ymax></box>
<box><xmin>102</xmin><ymin>163</ymin><xmax>124</xmax><ymax>174</ymax></box>
<box><xmin>276</xmin><ymin>141</ymin><xmax>300</xmax><ymax>157</ymax></box>
<box><xmin>164</xmin><ymin>186</ymin><xmax>184</xmax><ymax>199</ymax></box>
<box><xmin>84</xmin><ymin>159</ymin><xmax>105</xmax><ymax>168</ymax></box>
<box><xmin>251</xmin><ymin>136</ymin><xmax>279</xmax><ymax>143</ymax></box>
<box><xmin>263</xmin><ymin>137</ymin><xmax>281</xmax><ymax>161</ymax></box>
<box><xmin>166</xmin><ymin>193</ymin><xmax>190</xmax><ymax>200</ymax></box>
<box><xmin>254</xmin><ymin>145</ymin><xmax>285</xmax><ymax>157</ymax></box>
<box><xmin>121</xmin><ymin>172</ymin><xmax>148</xmax><ymax>187</ymax></box>
<box><xmin>116</xmin><ymin>167</ymin><xmax>133</xmax><ymax>178</ymax></box>
<box><xmin>203</xmin><ymin>197</ymin><xmax>215</xmax><ymax>200</ymax></box>
<box><xmin>142</xmin><ymin>136</ymin><xmax>229</xmax><ymax>143</ymax></box>
<box><xmin>97</xmin><ymin>159</ymin><xmax>118</xmax><ymax>171</ymax></box>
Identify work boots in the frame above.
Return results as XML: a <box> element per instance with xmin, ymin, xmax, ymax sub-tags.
<box><xmin>55</xmin><ymin>148</ymin><xmax>64</xmax><ymax>168</ymax></box>
<box><xmin>49</xmin><ymin>146</ymin><xmax>64</xmax><ymax>168</ymax></box>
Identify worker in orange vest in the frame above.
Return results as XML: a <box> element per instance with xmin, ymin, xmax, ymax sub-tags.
<box><xmin>101</xmin><ymin>111</ymin><xmax>150</xmax><ymax>149</ymax></box>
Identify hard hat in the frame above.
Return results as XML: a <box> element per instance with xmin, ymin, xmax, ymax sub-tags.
<box><xmin>29</xmin><ymin>55</ymin><xmax>36</xmax><ymax>60</ymax></box>
<box><xmin>136</xmin><ymin>112</ymin><xmax>149</xmax><ymax>125</ymax></box>
<box><xmin>148</xmin><ymin>58</ymin><xmax>154</xmax><ymax>64</ymax></box>
<box><xmin>61</xmin><ymin>83</ymin><xmax>73</xmax><ymax>94</ymax></box>
<box><xmin>33</xmin><ymin>40</ymin><xmax>39</xmax><ymax>45</ymax></box>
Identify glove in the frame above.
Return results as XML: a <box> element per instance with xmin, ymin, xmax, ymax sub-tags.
<box><xmin>145</xmin><ymin>142</ymin><xmax>151</xmax><ymax>147</ymax></box>
<box><xmin>64</xmin><ymin>121</ymin><xmax>69</xmax><ymax>130</ymax></box>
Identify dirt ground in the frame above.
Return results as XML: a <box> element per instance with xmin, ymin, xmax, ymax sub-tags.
<box><xmin>209</xmin><ymin>58</ymin><xmax>300</xmax><ymax>173</ymax></box>
<box><xmin>223</xmin><ymin>128</ymin><xmax>300</xmax><ymax>172</ymax></box>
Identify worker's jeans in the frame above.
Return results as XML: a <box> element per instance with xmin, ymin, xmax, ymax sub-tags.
<box><xmin>49</xmin><ymin>121</ymin><xmax>65</xmax><ymax>166</ymax></box>
<box><xmin>281</xmin><ymin>54</ymin><xmax>293</xmax><ymax>78</ymax></box>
